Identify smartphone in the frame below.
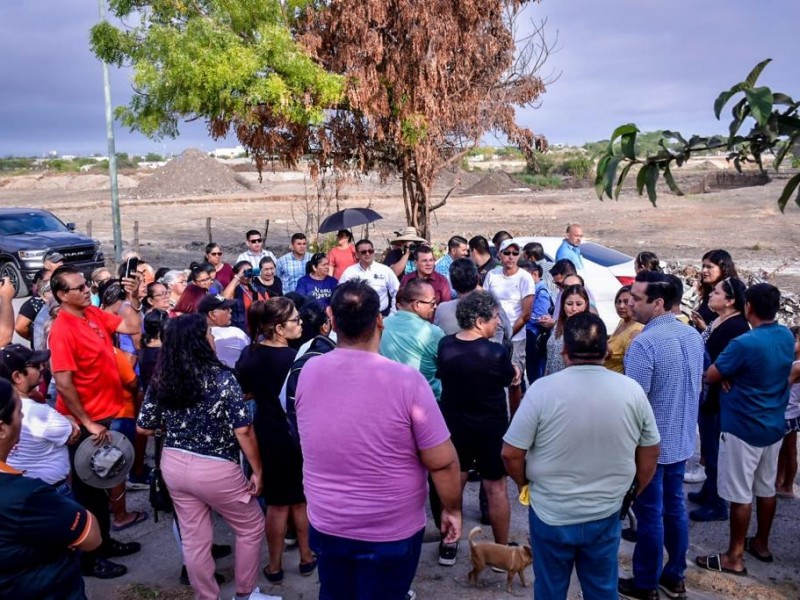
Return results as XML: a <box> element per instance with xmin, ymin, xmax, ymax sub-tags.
<box><xmin>124</xmin><ymin>257</ymin><xmax>140</xmax><ymax>279</ymax></box>
<box><xmin>251</xmin><ymin>267</ymin><xmax>261</xmax><ymax>277</ymax></box>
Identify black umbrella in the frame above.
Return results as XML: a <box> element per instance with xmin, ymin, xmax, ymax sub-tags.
<box><xmin>318</xmin><ymin>208</ymin><xmax>383</xmax><ymax>234</ymax></box>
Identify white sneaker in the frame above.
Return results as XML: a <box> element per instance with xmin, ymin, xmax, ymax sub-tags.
<box><xmin>233</xmin><ymin>588</ymin><xmax>282</xmax><ymax>600</ymax></box>
<box><xmin>684</xmin><ymin>463</ymin><xmax>707</xmax><ymax>483</ymax></box>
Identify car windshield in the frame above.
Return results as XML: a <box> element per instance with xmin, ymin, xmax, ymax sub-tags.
<box><xmin>580</xmin><ymin>242</ymin><xmax>632</xmax><ymax>267</ymax></box>
<box><xmin>0</xmin><ymin>212</ymin><xmax>68</xmax><ymax>235</ymax></box>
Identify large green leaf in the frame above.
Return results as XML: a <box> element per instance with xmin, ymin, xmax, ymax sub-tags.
<box><xmin>744</xmin><ymin>86</ymin><xmax>774</xmax><ymax>126</ymax></box>
<box><xmin>620</xmin><ymin>132</ymin><xmax>637</xmax><ymax>160</ymax></box>
<box><xmin>663</xmin><ymin>164</ymin><xmax>683</xmax><ymax>196</ymax></box>
<box><xmin>645</xmin><ymin>164</ymin><xmax>659</xmax><ymax>205</ymax></box>
<box><xmin>607</xmin><ymin>124</ymin><xmax>638</xmax><ymax>153</ymax></box>
<box><xmin>662</xmin><ymin>130</ymin><xmax>687</xmax><ymax>145</ymax></box>
<box><xmin>602</xmin><ymin>156</ymin><xmax>623</xmax><ymax>199</ymax></box>
<box><xmin>729</xmin><ymin>98</ymin><xmax>750</xmax><ymax>139</ymax></box>
<box><xmin>714</xmin><ymin>82</ymin><xmax>746</xmax><ymax>120</ymax></box>
<box><xmin>776</xmin><ymin>172</ymin><xmax>800</xmax><ymax>213</ymax></box>
<box><xmin>614</xmin><ymin>162</ymin><xmax>635</xmax><ymax>200</ymax></box>
<box><xmin>772</xmin><ymin>92</ymin><xmax>796</xmax><ymax>106</ymax></box>
<box><xmin>635</xmin><ymin>162</ymin><xmax>648</xmax><ymax>196</ymax></box>
<box><xmin>594</xmin><ymin>154</ymin><xmax>611</xmax><ymax>200</ymax></box>
<box><xmin>744</xmin><ymin>58</ymin><xmax>772</xmax><ymax>88</ymax></box>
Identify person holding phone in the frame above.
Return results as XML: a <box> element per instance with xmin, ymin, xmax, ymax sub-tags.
<box><xmin>223</xmin><ymin>261</ymin><xmax>267</xmax><ymax>333</ymax></box>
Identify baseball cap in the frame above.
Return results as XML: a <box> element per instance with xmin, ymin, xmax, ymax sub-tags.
<box><xmin>197</xmin><ymin>294</ymin><xmax>236</xmax><ymax>314</ymax></box>
<box><xmin>0</xmin><ymin>344</ymin><xmax>51</xmax><ymax>378</ymax></box>
<box><xmin>44</xmin><ymin>250</ymin><xmax>65</xmax><ymax>264</ymax></box>
<box><xmin>498</xmin><ymin>239</ymin><xmax>521</xmax><ymax>253</ymax></box>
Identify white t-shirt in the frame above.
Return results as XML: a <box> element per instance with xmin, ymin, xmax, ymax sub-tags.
<box><xmin>7</xmin><ymin>396</ymin><xmax>72</xmax><ymax>484</ymax></box>
<box><xmin>211</xmin><ymin>326</ymin><xmax>251</xmax><ymax>368</ymax></box>
<box><xmin>339</xmin><ymin>262</ymin><xmax>400</xmax><ymax>313</ymax></box>
<box><xmin>483</xmin><ymin>267</ymin><xmax>536</xmax><ymax>342</ymax></box>
<box><xmin>786</xmin><ymin>360</ymin><xmax>800</xmax><ymax>420</ymax></box>
<box><xmin>235</xmin><ymin>249</ymin><xmax>277</xmax><ymax>268</ymax></box>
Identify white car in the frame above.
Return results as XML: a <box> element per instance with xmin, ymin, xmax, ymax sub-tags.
<box><xmin>508</xmin><ymin>237</ymin><xmax>636</xmax><ymax>331</ymax></box>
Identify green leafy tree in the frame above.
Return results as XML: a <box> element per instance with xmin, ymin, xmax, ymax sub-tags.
<box><xmin>595</xmin><ymin>59</ymin><xmax>800</xmax><ymax>211</ymax></box>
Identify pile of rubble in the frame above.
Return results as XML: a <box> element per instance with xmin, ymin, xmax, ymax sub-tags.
<box><xmin>666</xmin><ymin>262</ymin><xmax>800</xmax><ymax>327</ymax></box>
<box><xmin>134</xmin><ymin>148</ymin><xmax>251</xmax><ymax>198</ymax></box>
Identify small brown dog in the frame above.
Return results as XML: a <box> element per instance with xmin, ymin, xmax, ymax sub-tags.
<box><xmin>467</xmin><ymin>526</ymin><xmax>533</xmax><ymax>592</ymax></box>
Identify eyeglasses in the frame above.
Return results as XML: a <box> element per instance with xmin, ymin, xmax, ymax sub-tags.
<box><xmin>194</xmin><ymin>277</ymin><xmax>212</xmax><ymax>284</ymax></box>
<box><xmin>502</xmin><ymin>251</ymin><xmax>520</xmax><ymax>257</ymax></box>
<box><xmin>209</xmin><ymin>251</ymin><xmax>222</xmax><ymax>256</ymax></box>
<box><xmin>284</xmin><ymin>316</ymin><xmax>303</xmax><ymax>324</ymax></box>
<box><xmin>248</xmin><ymin>238</ymin><xmax>263</xmax><ymax>244</ymax></box>
<box><xmin>359</xmin><ymin>249</ymin><xmax>375</xmax><ymax>255</ymax></box>
<box><xmin>415</xmin><ymin>299</ymin><xmax>437</xmax><ymax>307</ymax></box>
<box><xmin>149</xmin><ymin>291</ymin><xmax>169</xmax><ymax>299</ymax></box>
<box><xmin>66</xmin><ymin>282</ymin><xmax>89</xmax><ymax>292</ymax></box>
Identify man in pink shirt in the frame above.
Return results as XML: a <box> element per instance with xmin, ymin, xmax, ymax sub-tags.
<box><xmin>296</xmin><ymin>279</ymin><xmax>462</xmax><ymax>600</ymax></box>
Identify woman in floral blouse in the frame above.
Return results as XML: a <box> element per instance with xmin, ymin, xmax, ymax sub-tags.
<box><xmin>138</xmin><ymin>314</ymin><xmax>272</xmax><ymax>600</ymax></box>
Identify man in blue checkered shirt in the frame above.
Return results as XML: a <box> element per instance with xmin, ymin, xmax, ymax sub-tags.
<box><xmin>276</xmin><ymin>233</ymin><xmax>311</xmax><ymax>293</ymax></box>
<box><xmin>619</xmin><ymin>271</ymin><xmax>704</xmax><ymax>600</ymax></box>
<box><xmin>434</xmin><ymin>236</ymin><xmax>469</xmax><ymax>298</ymax></box>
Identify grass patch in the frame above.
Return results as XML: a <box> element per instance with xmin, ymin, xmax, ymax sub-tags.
<box><xmin>512</xmin><ymin>173</ymin><xmax>562</xmax><ymax>188</ymax></box>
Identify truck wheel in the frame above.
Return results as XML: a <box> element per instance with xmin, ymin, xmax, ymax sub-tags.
<box><xmin>0</xmin><ymin>262</ymin><xmax>29</xmax><ymax>298</ymax></box>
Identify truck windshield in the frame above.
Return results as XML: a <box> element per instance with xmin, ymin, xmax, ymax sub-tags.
<box><xmin>0</xmin><ymin>212</ymin><xmax>68</xmax><ymax>235</ymax></box>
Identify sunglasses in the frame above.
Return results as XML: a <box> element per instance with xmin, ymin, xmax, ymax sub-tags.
<box><xmin>359</xmin><ymin>249</ymin><xmax>375</xmax><ymax>255</ymax></box>
<box><xmin>67</xmin><ymin>282</ymin><xmax>90</xmax><ymax>292</ymax></box>
<box><xmin>502</xmin><ymin>251</ymin><xmax>520</xmax><ymax>257</ymax></box>
<box><xmin>209</xmin><ymin>251</ymin><xmax>222</xmax><ymax>256</ymax></box>
<box><xmin>248</xmin><ymin>238</ymin><xmax>263</xmax><ymax>244</ymax></box>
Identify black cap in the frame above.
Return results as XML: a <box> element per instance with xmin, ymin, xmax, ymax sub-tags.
<box><xmin>0</xmin><ymin>344</ymin><xmax>51</xmax><ymax>378</ymax></box>
<box><xmin>197</xmin><ymin>294</ymin><xmax>236</xmax><ymax>314</ymax></box>
<box><xmin>44</xmin><ymin>250</ymin><xmax>65</xmax><ymax>264</ymax></box>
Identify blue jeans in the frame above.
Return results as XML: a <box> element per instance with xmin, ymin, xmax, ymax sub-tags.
<box><xmin>529</xmin><ymin>507</ymin><xmax>621</xmax><ymax>600</ymax></box>
<box><xmin>698</xmin><ymin>410</ymin><xmax>724</xmax><ymax>508</ymax></box>
<box><xmin>632</xmin><ymin>461</ymin><xmax>688</xmax><ymax>588</ymax></box>
<box><xmin>309</xmin><ymin>525</ymin><xmax>423</xmax><ymax>600</ymax></box>
<box><xmin>525</xmin><ymin>329</ymin><xmax>546</xmax><ymax>384</ymax></box>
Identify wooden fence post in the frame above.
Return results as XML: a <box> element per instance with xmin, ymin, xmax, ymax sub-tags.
<box><xmin>206</xmin><ymin>217</ymin><xmax>212</xmax><ymax>244</ymax></box>
<box><xmin>264</xmin><ymin>219</ymin><xmax>270</xmax><ymax>241</ymax></box>
<box><xmin>133</xmin><ymin>220</ymin><xmax>140</xmax><ymax>254</ymax></box>
<box><xmin>86</xmin><ymin>220</ymin><xmax>92</xmax><ymax>237</ymax></box>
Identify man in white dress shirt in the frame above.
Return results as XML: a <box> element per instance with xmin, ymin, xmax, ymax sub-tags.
<box><xmin>339</xmin><ymin>239</ymin><xmax>400</xmax><ymax>316</ymax></box>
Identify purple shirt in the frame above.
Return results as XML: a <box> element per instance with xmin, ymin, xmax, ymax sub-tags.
<box><xmin>296</xmin><ymin>347</ymin><xmax>450</xmax><ymax>542</ymax></box>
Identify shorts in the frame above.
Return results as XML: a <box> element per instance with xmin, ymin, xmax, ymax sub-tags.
<box><xmin>449</xmin><ymin>421</ymin><xmax>507</xmax><ymax>481</ymax></box>
<box><xmin>510</xmin><ymin>339</ymin><xmax>526</xmax><ymax>376</ymax></box>
<box><xmin>786</xmin><ymin>416</ymin><xmax>800</xmax><ymax>434</ymax></box>
<box><xmin>111</xmin><ymin>417</ymin><xmax>136</xmax><ymax>446</ymax></box>
<box><xmin>718</xmin><ymin>432</ymin><xmax>782</xmax><ymax>504</ymax></box>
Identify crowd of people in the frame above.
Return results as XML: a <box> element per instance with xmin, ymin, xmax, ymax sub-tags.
<box><xmin>0</xmin><ymin>223</ymin><xmax>798</xmax><ymax>600</ymax></box>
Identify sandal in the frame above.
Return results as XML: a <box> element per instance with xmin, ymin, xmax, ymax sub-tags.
<box><xmin>299</xmin><ymin>557</ymin><xmax>317</xmax><ymax>576</ymax></box>
<box><xmin>744</xmin><ymin>537</ymin><xmax>774</xmax><ymax>563</ymax></box>
<box><xmin>695</xmin><ymin>553</ymin><xmax>748</xmax><ymax>576</ymax></box>
<box><xmin>263</xmin><ymin>566</ymin><xmax>284</xmax><ymax>584</ymax></box>
<box><xmin>112</xmin><ymin>510</ymin><xmax>149</xmax><ymax>532</ymax></box>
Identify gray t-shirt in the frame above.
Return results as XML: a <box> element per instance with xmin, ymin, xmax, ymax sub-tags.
<box><xmin>504</xmin><ymin>364</ymin><xmax>660</xmax><ymax>526</ymax></box>
<box><xmin>435</xmin><ymin>298</ymin><xmax>511</xmax><ymax>347</ymax></box>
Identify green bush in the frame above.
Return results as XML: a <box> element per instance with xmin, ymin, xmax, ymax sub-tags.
<box><xmin>514</xmin><ymin>173</ymin><xmax>561</xmax><ymax>188</ymax></box>
<box><xmin>526</xmin><ymin>151</ymin><xmax>556</xmax><ymax>176</ymax></box>
<box><xmin>559</xmin><ymin>154</ymin><xmax>593</xmax><ymax>179</ymax></box>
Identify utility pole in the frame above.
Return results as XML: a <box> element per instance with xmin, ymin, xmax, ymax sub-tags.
<box><xmin>98</xmin><ymin>0</ymin><xmax>123</xmax><ymax>263</ymax></box>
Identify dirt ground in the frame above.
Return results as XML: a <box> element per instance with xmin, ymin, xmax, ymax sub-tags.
<box><xmin>2</xmin><ymin>168</ymin><xmax>800</xmax><ymax>599</ymax></box>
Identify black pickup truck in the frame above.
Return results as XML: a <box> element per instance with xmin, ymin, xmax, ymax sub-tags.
<box><xmin>0</xmin><ymin>208</ymin><xmax>105</xmax><ymax>297</ymax></box>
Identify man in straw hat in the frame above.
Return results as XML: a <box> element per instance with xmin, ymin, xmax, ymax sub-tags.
<box><xmin>384</xmin><ymin>227</ymin><xmax>428</xmax><ymax>279</ymax></box>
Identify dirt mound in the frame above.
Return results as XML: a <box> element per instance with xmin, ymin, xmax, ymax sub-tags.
<box><xmin>0</xmin><ymin>173</ymin><xmax>139</xmax><ymax>191</ymax></box>
<box><xmin>135</xmin><ymin>149</ymin><xmax>250</xmax><ymax>198</ymax></box>
<box><xmin>459</xmin><ymin>170</ymin><xmax>522</xmax><ymax>195</ymax></box>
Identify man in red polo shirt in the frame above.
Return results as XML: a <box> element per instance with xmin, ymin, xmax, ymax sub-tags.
<box><xmin>49</xmin><ymin>265</ymin><xmax>143</xmax><ymax>580</ymax></box>
<box><xmin>401</xmin><ymin>246</ymin><xmax>452</xmax><ymax>311</ymax></box>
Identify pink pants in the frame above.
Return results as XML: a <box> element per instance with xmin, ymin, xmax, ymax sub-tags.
<box><xmin>162</xmin><ymin>449</ymin><xmax>265</xmax><ymax>600</ymax></box>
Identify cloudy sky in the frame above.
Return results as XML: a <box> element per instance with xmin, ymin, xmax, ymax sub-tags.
<box><xmin>1</xmin><ymin>1</ymin><xmax>798</xmax><ymax>157</ymax></box>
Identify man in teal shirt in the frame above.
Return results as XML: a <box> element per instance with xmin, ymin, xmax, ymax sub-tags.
<box><xmin>379</xmin><ymin>278</ymin><xmax>445</xmax><ymax>399</ymax></box>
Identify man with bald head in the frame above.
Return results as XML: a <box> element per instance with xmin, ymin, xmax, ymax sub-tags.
<box><xmin>556</xmin><ymin>224</ymin><xmax>585</xmax><ymax>271</ymax></box>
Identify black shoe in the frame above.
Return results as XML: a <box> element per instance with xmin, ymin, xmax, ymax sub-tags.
<box><xmin>106</xmin><ymin>539</ymin><xmax>141</xmax><ymax>558</ymax></box>
<box><xmin>687</xmin><ymin>490</ymin><xmax>705</xmax><ymax>505</ymax></box>
<box><xmin>689</xmin><ymin>505</ymin><xmax>728</xmax><ymax>522</ymax></box>
<box><xmin>179</xmin><ymin>565</ymin><xmax>225</xmax><ymax>586</ymax></box>
<box><xmin>83</xmin><ymin>558</ymin><xmax>127</xmax><ymax>579</ymax></box>
<box><xmin>438</xmin><ymin>541</ymin><xmax>458</xmax><ymax>566</ymax></box>
<box><xmin>659</xmin><ymin>575</ymin><xmax>688</xmax><ymax>600</ymax></box>
<box><xmin>621</xmin><ymin>527</ymin><xmax>637</xmax><ymax>543</ymax></box>
<box><xmin>618</xmin><ymin>577</ymin><xmax>659</xmax><ymax>600</ymax></box>
<box><xmin>211</xmin><ymin>543</ymin><xmax>232</xmax><ymax>559</ymax></box>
